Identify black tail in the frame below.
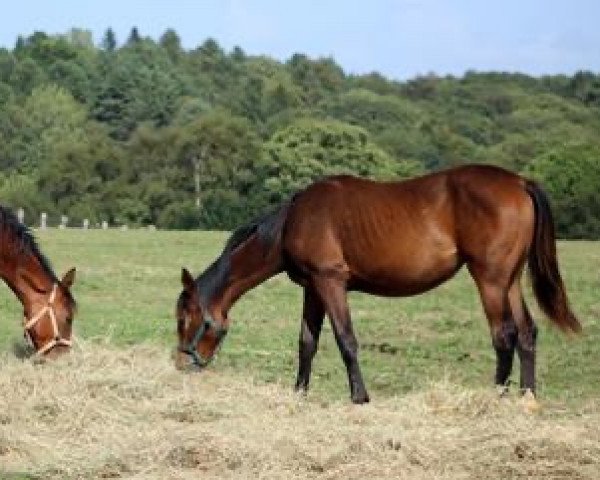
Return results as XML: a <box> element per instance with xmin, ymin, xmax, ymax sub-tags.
<box><xmin>525</xmin><ymin>180</ymin><xmax>581</xmax><ymax>333</ymax></box>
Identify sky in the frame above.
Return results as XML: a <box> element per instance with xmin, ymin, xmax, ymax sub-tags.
<box><xmin>1</xmin><ymin>0</ymin><xmax>599</xmax><ymax>80</ymax></box>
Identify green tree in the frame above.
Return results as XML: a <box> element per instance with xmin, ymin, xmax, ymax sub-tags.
<box><xmin>64</xmin><ymin>28</ymin><xmax>94</xmax><ymax>48</ymax></box>
<box><xmin>0</xmin><ymin>28</ymin><xmax>599</xmax><ymax>236</ymax></box>
<box><xmin>256</xmin><ymin>118</ymin><xmax>421</xmax><ymax>205</ymax></box>
<box><xmin>569</xmin><ymin>70</ymin><xmax>600</xmax><ymax>106</ymax></box>
<box><xmin>0</xmin><ymin>85</ymin><xmax>87</xmax><ymax>172</ymax></box>
<box><xmin>9</xmin><ymin>57</ymin><xmax>46</xmax><ymax>95</ymax></box>
<box><xmin>127</xmin><ymin>27</ymin><xmax>141</xmax><ymax>45</ymax></box>
<box><xmin>0</xmin><ymin>48</ymin><xmax>16</xmax><ymax>83</ymax></box>
<box><xmin>0</xmin><ymin>173</ymin><xmax>48</xmax><ymax>221</ymax></box>
<box><xmin>231</xmin><ymin>46</ymin><xmax>246</xmax><ymax>62</ymax></box>
<box><xmin>159</xmin><ymin>28</ymin><xmax>182</xmax><ymax>62</ymax></box>
<box><xmin>92</xmin><ymin>40</ymin><xmax>184</xmax><ymax>138</ymax></box>
<box><xmin>320</xmin><ymin>88</ymin><xmax>431</xmax><ymax>166</ymax></box>
<box><xmin>526</xmin><ymin>143</ymin><xmax>600</xmax><ymax>239</ymax></box>
<box><xmin>102</xmin><ymin>28</ymin><xmax>117</xmax><ymax>51</ymax></box>
<box><xmin>0</xmin><ymin>82</ymin><xmax>12</xmax><ymax>106</ymax></box>
<box><xmin>36</xmin><ymin>123</ymin><xmax>123</xmax><ymax>224</ymax></box>
<box><xmin>286</xmin><ymin>54</ymin><xmax>344</xmax><ymax>106</ymax></box>
<box><xmin>174</xmin><ymin>111</ymin><xmax>262</xmax><ymax>228</ymax></box>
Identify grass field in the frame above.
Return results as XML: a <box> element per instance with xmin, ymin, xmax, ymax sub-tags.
<box><xmin>1</xmin><ymin>230</ymin><xmax>600</xmax><ymax>479</ymax></box>
<box><xmin>2</xmin><ymin>229</ymin><xmax>598</xmax><ymax>401</ymax></box>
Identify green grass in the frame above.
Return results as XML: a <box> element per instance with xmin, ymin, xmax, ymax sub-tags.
<box><xmin>1</xmin><ymin>229</ymin><xmax>599</xmax><ymax>404</ymax></box>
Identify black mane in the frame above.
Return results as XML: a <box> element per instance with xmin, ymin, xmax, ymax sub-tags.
<box><xmin>0</xmin><ymin>206</ymin><xmax>58</xmax><ymax>282</ymax></box>
<box><xmin>196</xmin><ymin>202</ymin><xmax>290</xmax><ymax>305</ymax></box>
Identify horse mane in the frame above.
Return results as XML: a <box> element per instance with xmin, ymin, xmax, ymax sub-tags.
<box><xmin>0</xmin><ymin>206</ymin><xmax>59</xmax><ymax>282</ymax></box>
<box><xmin>197</xmin><ymin>202</ymin><xmax>290</xmax><ymax>305</ymax></box>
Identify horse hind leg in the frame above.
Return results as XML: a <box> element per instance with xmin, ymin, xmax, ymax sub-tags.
<box><xmin>507</xmin><ymin>280</ymin><xmax>540</xmax><ymax>411</ymax></box>
<box><xmin>469</xmin><ymin>265</ymin><xmax>517</xmax><ymax>393</ymax></box>
<box><xmin>495</xmin><ymin>316</ymin><xmax>518</xmax><ymax>395</ymax></box>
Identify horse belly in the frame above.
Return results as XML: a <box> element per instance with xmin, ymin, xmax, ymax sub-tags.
<box><xmin>349</xmin><ymin>247</ymin><xmax>462</xmax><ymax>297</ymax></box>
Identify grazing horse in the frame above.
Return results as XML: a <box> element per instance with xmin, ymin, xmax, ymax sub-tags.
<box><xmin>175</xmin><ymin>165</ymin><xmax>580</xmax><ymax>403</ymax></box>
<box><xmin>0</xmin><ymin>207</ymin><xmax>77</xmax><ymax>357</ymax></box>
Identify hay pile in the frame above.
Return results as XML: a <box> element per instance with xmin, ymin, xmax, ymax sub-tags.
<box><xmin>1</xmin><ymin>342</ymin><xmax>598</xmax><ymax>479</ymax></box>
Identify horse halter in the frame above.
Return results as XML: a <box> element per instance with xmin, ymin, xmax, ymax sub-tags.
<box><xmin>180</xmin><ymin>312</ymin><xmax>228</xmax><ymax>368</ymax></box>
<box><xmin>23</xmin><ymin>283</ymin><xmax>72</xmax><ymax>355</ymax></box>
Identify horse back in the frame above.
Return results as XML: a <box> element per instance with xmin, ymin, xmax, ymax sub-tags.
<box><xmin>282</xmin><ymin>166</ymin><xmax>533</xmax><ymax>296</ymax></box>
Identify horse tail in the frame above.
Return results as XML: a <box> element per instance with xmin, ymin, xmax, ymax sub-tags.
<box><xmin>525</xmin><ymin>180</ymin><xmax>581</xmax><ymax>333</ymax></box>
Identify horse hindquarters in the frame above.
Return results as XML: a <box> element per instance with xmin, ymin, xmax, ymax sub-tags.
<box><xmin>456</xmin><ymin>172</ymin><xmax>540</xmax><ymax>394</ymax></box>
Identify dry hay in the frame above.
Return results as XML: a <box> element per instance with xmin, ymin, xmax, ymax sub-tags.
<box><xmin>1</xmin><ymin>342</ymin><xmax>599</xmax><ymax>480</ymax></box>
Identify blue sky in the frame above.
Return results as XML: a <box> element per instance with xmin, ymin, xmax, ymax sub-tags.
<box><xmin>2</xmin><ymin>0</ymin><xmax>599</xmax><ymax>80</ymax></box>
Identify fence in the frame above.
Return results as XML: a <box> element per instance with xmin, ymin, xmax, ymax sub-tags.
<box><xmin>16</xmin><ymin>208</ymin><xmax>156</xmax><ymax>231</ymax></box>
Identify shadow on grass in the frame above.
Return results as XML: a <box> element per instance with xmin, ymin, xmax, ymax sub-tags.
<box><xmin>11</xmin><ymin>340</ymin><xmax>35</xmax><ymax>360</ymax></box>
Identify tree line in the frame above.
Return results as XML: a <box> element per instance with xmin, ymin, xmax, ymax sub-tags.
<box><xmin>0</xmin><ymin>27</ymin><xmax>599</xmax><ymax>237</ymax></box>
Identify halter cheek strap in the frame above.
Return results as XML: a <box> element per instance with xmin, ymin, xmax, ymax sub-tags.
<box><xmin>23</xmin><ymin>283</ymin><xmax>72</xmax><ymax>355</ymax></box>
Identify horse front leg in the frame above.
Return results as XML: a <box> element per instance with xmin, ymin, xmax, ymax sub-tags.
<box><xmin>295</xmin><ymin>286</ymin><xmax>325</xmax><ymax>392</ymax></box>
<box><xmin>313</xmin><ymin>276</ymin><xmax>369</xmax><ymax>404</ymax></box>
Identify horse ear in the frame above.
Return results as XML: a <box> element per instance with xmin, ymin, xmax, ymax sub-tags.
<box><xmin>181</xmin><ymin>268</ymin><xmax>195</xmax><ymax>294</ymax></box>
<box><xmin>61</xmin><ymin>268</ymin><xmax>76</xmax><ymax>289</ymax></box>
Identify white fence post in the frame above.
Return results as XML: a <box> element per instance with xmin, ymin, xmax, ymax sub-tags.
<box><xmin>40</xmin><ymin>212</ymin><xmax>47</xmax><ymax>230</ymax></box>
<box><xmin>102</xmin><ymin>221</ymin><xmax>108</xmax><ymax>230</ymax></box>
<box><xmin>17</xmin><ymin>208</ymin><xmax>25</xmax><ymax>224</ymax></box>
<box><xmin>59</xmin><ymin>215</ymin><xmax>68</xmax><ymax>229</ymax></box>
<box><xmin>83</xmin><ymin>218</ymin><xmax>89</xmax><ymax>229</ymax></box>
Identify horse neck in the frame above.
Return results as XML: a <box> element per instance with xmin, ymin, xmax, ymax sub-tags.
<box><xmin>0</xmin><ymin>246</ymin><xmax>54</xmax><ymax>310</ymax></box>
<box><xmin>207</xmin><ymin>235</ymin><xmax>283</xmax><ymax>322</ymax></box>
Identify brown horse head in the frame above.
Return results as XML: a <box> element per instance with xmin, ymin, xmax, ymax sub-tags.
<box><xmin>174</xmin><ymin>267</ymin><xmax>227</xmax><ymax>370</ymax></box>
<box><xmin>173</xmin><ymin>206</ymin><xmax>289</xmax><ymax>371</ymax></box>
<box><xmin>22</xmin><ymin>267</ymin><xmax>77</xmax><ymax>358</ymax></box>
<box><xmin>173</xmin><ymin>209</ymin><xmax>289</xmax><ymax>371</ymax></box>
<box><xmin>0</xmin><ymin>207</ymin><xmax>78</xmax><ymax>358</ymax></box>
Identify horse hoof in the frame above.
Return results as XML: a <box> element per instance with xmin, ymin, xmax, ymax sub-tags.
<box><xmin>521</xmin><ymin>389</ymin><xmax>541</xmax><ymax>414</ymax></box>
<box><xmin>496</xmin><ymin>384</ymin><xmax>510</xmax><ymax>397</ymax></box>
<box><xmin>294</xmin><ymin>385</ymin><xmax>308</xmax><ymax>396</ymax></box>
<box><xmin>351</xmin><ymin>392</ymin><xmax>370</xmax><ymax>404</ymax></box>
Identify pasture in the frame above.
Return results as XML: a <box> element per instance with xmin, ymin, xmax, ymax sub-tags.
<box><xmin>1</xmin><ymin>230</ymin><xmax>600</xmax><ymax>479</ymax></box>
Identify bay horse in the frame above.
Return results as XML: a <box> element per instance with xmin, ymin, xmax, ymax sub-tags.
<box><xmin>0</xmin><ymin>207</ymin><xmax>77</xmax><ymax>357</ymax></box>
<box><xmin>175</xmin><ymin>165</ymin><xmax>580</xmax><ymax>403</ymax></box>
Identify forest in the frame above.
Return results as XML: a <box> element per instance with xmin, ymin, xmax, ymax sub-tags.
<box><xmin>0</xmin><ymin>27</ymin><xmax>599</xmax><ymax>237</ymax></box>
